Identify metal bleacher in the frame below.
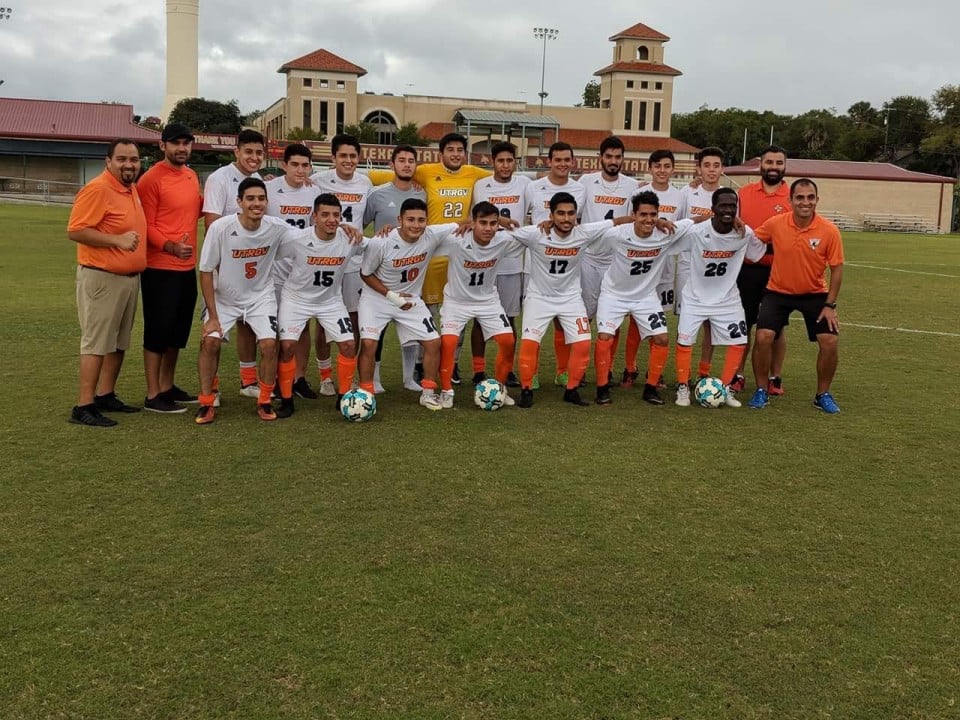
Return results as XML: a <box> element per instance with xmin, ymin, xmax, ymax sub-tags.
<box><xmin>860</xmin><ymin>213</ymin><xmax>942</xmax><ymax>234</ymax></box>
<box><xmin>817</xmin><ymin>210</ymin><xmax>863</xmax><ymax>231</ymax></box>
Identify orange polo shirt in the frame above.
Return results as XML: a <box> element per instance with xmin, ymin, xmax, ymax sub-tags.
<box><xmin>738</xmin><ymin>181</ymin><xmax>790</xmax><ymax>267</ymax></box>
<box><xmin>137</xmin><ymin>162</ymin><xmax>203</xmax><ymax>271</ymax></box>
<box><xmin>754</xmin><ymin>213</ymin><xmax>844</xmax><ymax>295</ymax></box>
<box><xmin>68</xmin><ymin>170</ymin><xmax>148</xmax><ymax>275</ymax></box>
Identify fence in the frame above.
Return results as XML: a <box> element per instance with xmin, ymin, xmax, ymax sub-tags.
<box><xmin>0</xmin><ymin>177</ymin><xmax>82</xmax><ymax>204</ymax></box>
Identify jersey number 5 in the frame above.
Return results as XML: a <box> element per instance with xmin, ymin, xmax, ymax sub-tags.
<box><xmin>244</xmin><ymin>261</ymin><xmax>257</xmax><ymax>279</ymax></box>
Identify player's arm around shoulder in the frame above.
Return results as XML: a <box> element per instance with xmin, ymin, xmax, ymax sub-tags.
<box><xmin>743</xmin><ymin>226</ymin><xmax>767</xmax><ymax>262</ymax></box>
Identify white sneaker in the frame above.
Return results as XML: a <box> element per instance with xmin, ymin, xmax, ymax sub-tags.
<box><xmin>440</xmin><ymin>389</ymin><xmax>455</xmax><ymax>409</ymax></box>
<box><xmin>419</xmin><ymin>390</ymin><xmax>442</xmax><ymax>411</ymax></box>
<box><xmin>675</xmin><ymin>384</ymin><xmax>691</xmax><ymax>407</ymax></box>
<box><xmin>319</xmin><ymin>378</ymin><xmax>336</xmax><ymax>396</ymax></box>
<box><xmin>373</xmin><ymin>381</ymin><xmax>386</xmax><ymax>394</ymax></box>
<box><xmin>239</xmin><ymin>383</ymin><xmax>259</xmax><ymax>398</ymax></box>
<box><xmin>404</xmin><ymin>380</ymin><xmax>423</xmax><ymax>392</ymax></box>
<box><xmin>213</xmin><ymin>390</ymin><xmax>221</xmax><ymax>408</ymax></box>
<box><xmin>501</xmin><ymin>391</ymin><xmax>515</xmax><ymax>407</ymax></box>
<box><xmin>724</xmin><ymin>387</ymin><xmax>742</xmax><ymax>408</ymax></box>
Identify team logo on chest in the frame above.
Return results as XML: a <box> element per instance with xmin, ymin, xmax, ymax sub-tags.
<box><xmin>393</xmin><ymin>253</ymin><xmax>428</xmax><ymax>267</ymax></box>
<box><xmin>307</xmin><ymin>256</ymin><xmax>345</xmax><ymax>266</ymax></box>
<box><xmin>808</xmin><ymin>238</ymin><xmax>821</xmax><ymax>249</ymax></box>
<box><xmin>702</xmin><ymin>250</ymin><xmax>735</xmax><ymax>259</ymax></box>
<box><xmin>545</xmin><ymin>247</ymin><xmax>579</xmax><ymax>257</ymax></box>
<box><xmin>231</xmin><ymin>247</ymin><xmax>270</xmax><ymax>258</ymax></box>
<box><xmin>627</xmin><ymin>249</ymin><xmax>661</xmax><ymax>258</ymax></box>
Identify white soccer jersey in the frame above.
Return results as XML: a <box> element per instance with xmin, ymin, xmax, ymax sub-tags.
<box><xmin>676</xmin><ymin>222</ymin><xmax>766</xmax><ymax>311</ymax></box>
<box><xmin>639</xmin><ymin>183</ymin><xmax>683</xmax><ymax>221</ymax></box>
<box><xmin>580</xmin><ymin>172</ymin><xmax>638</xmax><ymax>262</ymax></box>
<box><xmin>676</xmin><ymin>185</ymin><xmax>716</xmax><ymax>222</ymax></box>
<box><xmin>264</xmin><ymin>177</ymin><xmax>319</xmax><ymax>229</ymax></box>
<box><xmin>600</xmin><ymin>219</ymin><xmax>696</xmax><ymax>300</ymax></box>
<box><xmin>276</xmin><ymin>226</ymin><xmax>365</xmax><ymax>306</ymax></box>
<box><xmin>310</xmin><ymin>169</ymin><xmax>372</xmax><ymax>230</ymax></box>
<box><xmin>360</xmin><ymin>224</ymin><xmax>458</xmax><ymax>296</ymax></box>
<box><xmin>202</xmin><ymin>164</ymin><xmax>262</xmax><ymax>217</ymax></box>
<box><xmin>509</xmin><ymin>221</ymin><xmax>612</xmax><ymax>301</ymax></box>
<box><xmin>523</xmin><ymin>177</ymin><xmax>586</xmax><ymax>225</ymax></box>
<box><xmin>436</xmin><ymin>231</ymin><xmax>524</xmax><ymax>304</ymax></box>
<box><xmin>472</xmin><ymin>174</ymin><xmax>531</xmax><ymax>275</ymax></box>
<box><xmin>199</xmin><ymin>215</ymin><xmax>287</xmax><ymax>303</ymax></box>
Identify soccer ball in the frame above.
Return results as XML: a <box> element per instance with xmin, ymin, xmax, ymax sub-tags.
<box><xmin>474</xmin><ymin>378</ymin><xmax>505</xmax><ymax>411</ymax></box>
<box><xmin>694</xmin><ymin>377</ymin><xmax>727</xmax><ymax>408</ymax></box>
<box><xmin>340</xmin><ymin>388</ymin><xmax>377</xmax><ymax>422</ymax></box>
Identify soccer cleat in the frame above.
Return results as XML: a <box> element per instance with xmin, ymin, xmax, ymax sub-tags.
<box><xmin>748</xmin><ymin>387</ymin><xmax>769</xmax><ymax>410</ymax></box>
<box><xmin>471</xmin><ymin>371</ymin><xmax>486</xmax><ymax>385</ymax></box>
<box><xmin>642</xmin><ymin>384</ymin><xmax>664</xmax><ymax>405</ymax></box>
<box><xmin>143</xmin><ymin>395</ymin><xmax>187</xmax><ymax>414</ymax></box>
<box><xmin>440</xmin><ymin>389</ymin><xmax>455</xmax><ymax>409</ymax></box>
<box><xmin>163</xmin><ymin>385</ymin><xmax>198</xmax><ymax>404</ymax></box>
<box><xmin>501</xmin><ymin>391</ymin><xmax>515</xmax><ymax>407</ymax></box>
<box><xmin>814</xmin><ymin>391</ymin><xmax>840</xmax><ymax>414</ymax></box>
<box><xmin>675</xmin><ymin>383</ymin><xmax>691</xmax><ymax>407</ymax></box>
<box><xmin>276</xmin><ymin>397</ymin><xmax>295</xmax><ymax>419</ymax></box>
<box><xmin>94</xmin><ymin>392</ymin><xmax>140</xmax><ymax>413</ymax></box>
<box><xmin>452</xmin><ymin>364</ymin><xmax>461</xmax><ymax>385</ymax></box>
<box><xmin>620</xmin><ymin>369</ymin><xmax>639</xmax><ymax>388</ymax></box>
<box><xmin>730</xmin><ymin>374</ymin><xmax>746</xmax><ymax>394</ymax></box>
<box><xmin>257</xmin><ymin>403</ymin><xmax>277</xmax><ymax>421</ymax></box>
<box><xmin>194</xmin><ymin>405</ymin><xmax>216</xmax><ymax>425</ymax></box>
<box><xmin>506</xmin><ymin>371</ymin><xmax>521</xmax><ymax>388</ymax></box>
<box><xmin>517</xmin><ymin>388</ymin><xmax>534</xmax><ymax>408</ymax></box>
<box><xmin>69</xmin><ymin>404</ymin><xmax>117</xmax><ymax>427</ymax></box>
<box><xmin>403</xmin><ymin>380</ymin><xmax>423</xmax><ymax>392</ymax></box>
<box><xmin>563</xmin><ymin>388</ymin><xmax>590</xmax><ymax>406</ymax></box>
<box><xmin>531</xmin><ymin>374</ymin><xmax>540</xmax><ymax>390</ymax></box>
<box><xmin>419</xmin><ymin>390</ymin><xmax>442</xmax><ymax>411</ymax></box>
<box><xmin>295</xmin><ymin>377</ymin><xmax>321</xmax><ymax>399</ymax></box>
<box><xmin>723</xmin><ymin>387</ymin><xmax>742</xmax><ymax>408</ymax></box>
<box><xmin>373</xmin><ymin>380</ymin><xmax>386</xmax><ymax>394</ymax></box>
<box><xmin>555</xmin><ymin>372</ymin><xmax>568</xmax><ymax>387</ymax></box>
<box><xmin>239</xmin><ymin>382</ymin><xmax>259</xmax><ymax>398</ymax></box>
<box><xmin>595</xmin><ymin>384</ymin><xmax>612</xmax><ymax>405</ymax></box>
<box><xmin>768</xmin><ymin>376</ymin><xmax>784</xmax><ymax>396</ymax></box>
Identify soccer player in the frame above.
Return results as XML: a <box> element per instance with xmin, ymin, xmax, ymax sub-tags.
<box><xmin>672</xmin><ymin>188</ymin><xmax>766</xmax><ymax>408</ymax></box>
<box><xmin>274</xmin><ymin>194</ymin><xmax>363</xmax><ymax>418</ymax></box>
<box><xmin>202</xmin><ymin>129</ymin><xmax>266</xmax><ymax>398</ymax></box>
<box><xmin>508</xmin><ymin>191</ymin><xmax>633</xmax><ymax>408</ymax></box>
<box><xmin>356</xmin><ymin>198</ymin><xmax>460</xmax><ymax>411</ymax></box>
<box><xmin>748</xmin><ymin>179</ymin><xmax>844</xmax><ymax>413</ymax></box>
<box><xmin>137</xmin><ymin>123</ymin><xmax>203</xmax><ymax>413</ymax></box>
<box><xmin>733</xmin><ymin>145</ymin><xmax>791</xmax><ymax>395</ymax></box>
<box><xmin>470</xmin><ymin>141</ymin><xmax>530</xmax><ymax>386</ymax></box>
<box><xmin>195</xmin><ymin>178</ymin><xmax>286</xmax><ymax>424</ymax></box>
<box><xmin>435</xmin><ymin>201</ymin><xmax>522</xmax><ymax>408</ymax></box>
<box><xmin>363</xmin><ymin>144</ymin><xmax>428</xmax><ymax>393</ymax></box>
<box><xmin>265</xmin><ymin>143</ymin><xmax>322</xmax><ymax>399</ymax></box>
<box><xmin>593</xmin><ymin>190</ymin><xmax>698</xmax><ymax>406</ymax></box>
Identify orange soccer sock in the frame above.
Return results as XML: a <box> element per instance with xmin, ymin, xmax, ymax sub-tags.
<box><xmin>697</xmin><ymin>358</ymin><xmax>712</xmax><ymax>379</ymax></box>
<box><xmin>317</xmin><ymin>357</ymin><xmax>333</xmax><ymax>382</ymax></box>
<box><xmin>553</xmin><ymin>328</ymin><xmax>570</xmax><ymax>374</ymax></box>
<box><xmin>472</xmin><ymin>355</ymin><xmax>486</xmax><ymax>374</ymax></box>
<box><xmin>624</xmin><ymin>319</ymin><xmax>642</xmax><ymax>373</ymax></box>
<box><xmin>647</xmin><ymin>342</ymin><xmax>669</xmax><ymax>387</ymax></box>
<box><xmin>721</xmin><ymin>345</ymin><xmax>746</xmax><ymax>386</ymax></box>
<box><xmin>359</xmin><ymin>380</ymin><xmax>375</xmax><ymax>394</ymax></box>
<box><xmin>518</xmin><ymin>339</ymin><xmax>541</xmax><ymax>389</ymax></box>
<box><xmin>439</xmin><ymin>335</ymin><xmax>459</xmax><ymax>391</ymax></box>
<box><xmin>278</xmin><ymin>358</ymin><xmax>296</xmax><ymax>399</ymax></box>
<box><xmin>257</xmin><ymin>380</ymin><xmax>275</xmax><ymax>405</ymax></box>
<box><xmin>239</xmin><ymin>363</ymin><xmax>258</xmax><ymax>387</ymax></box>
<box><xmin>566</xmin><ymin>340</ymin><xmax>591</xmax><ymax>389</ymax></box>
<box><xmin>492</xmin><ymin>333</ymin><xmax>516</xmax><ymax>383</ymax></box>
<box><xmin>675</xmin><ymin>344</ymin><xmax>693</xmax><ymax>386</ymax></box>
<box><xmin>421</xmin><ymin>378</ymin><xmax>437</xmax><ymax>391</ymax></box>
<box><xmin>594</xmin><ymin>337</ymin><xmax>615</xmax><ymax>388</ymax></box>
<box><xmin>337</xmin><ymin>355</ymin><xmax>357</xmax><ymax>395</ymax></box>
<box><xmin>610</xmin><ymin>328</ymin><xmax>622</xmax><ymax>365</ymax></box>
<box><xmin>198</xmin><ymin>393</ymin><xmax>216</xmax><ymax>407</ymax></box>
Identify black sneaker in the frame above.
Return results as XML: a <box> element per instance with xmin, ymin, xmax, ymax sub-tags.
<box><xmin>452</xmin><ymin>364</ymin><xmax>461</xmax><ymax>385</ymax></box>
<box><xmin>517</xmin><ymin>388</ymin><xmax>534</xmax><ymax>408</ymax></box>
<box><xmin>276</xmin><ymin>397</ymin><xmax>295</xmax><ymax>419</ymax></box>
<box><xmin>293</xmin><ymin>377</ymin><xmax>319</xmax><ymax>399</ymax></box>
<box><xmin>596</xmin><ymin>384</ymin><xmax>612</xmax><ymax>405</ymax></box>
<box><xmin>94</xmin><ymin>392</ymin><xmax>141</xmax><ymax>413</ymax></box>
<box><xmin>144</xmin><ymin>395</ymin><xmax>187</xmax><ymax>414</ymax></box>
<box><xmin>620</xmin><ymin>369</ymin><xmax>639</xmax><ymax>388</ymax></box>
<box><xmin>471</xmin><ymin>371</ymin><xmax>486</xmax><ymax>385</ymax></box>
<box><xmin>642</xmin><ymin>383</ymin><xmax>664</xmax><ymax>405</ymax></box>
<box><xmin>163</xmin><ymin>385</ymin><xmax>198</xmax><ymax>404</ymax></box>
<box><xmin>70</xmin><ymin>404</ymin><xmax>117</xmax><ymax>427</ymax></box>
<box><xmin>506</xmin><ymin>371</ymin><xmax>521</xmax><ymax>388</ymax></box>
<box><xmin>414</xmin><ymin>363</ymin><xmax>425</xmax><ymax>384</ymax></box>
<box><xmin>563</xmin><ymin>388</ymin><xmax>589</xmax><ymax>406</ymax></box>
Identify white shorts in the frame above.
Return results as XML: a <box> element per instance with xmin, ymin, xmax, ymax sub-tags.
<box><xmin>580</xmin><ymin>256</ymin><xmax>610</xmax><ymax>320</ymax></box>
<box><xmin>674</xmin><ymin>255</ymin><xmax>690</xmax><ymax>316</ymax></box>
<box><xmin>342</xmin><ymin>271</ymin><xmax>363</xmax><ymax>314</ymax></box>
<box><xmin>358</xmin><ymin>292</ymin><xmax>439</xmax><ymax>345</ymax></box>
<box><xmin>596</xmin><ymin>293</ymin><xmax>668</xmax><ymax>339</ymax></box>
<box><xmin>677</xmin><ymin>303</ymin><xmax>748</xmax><ymax>347</ymax></box>
<box><xmin>279</xmin><ymin>297</ymin><xmax>354</xmax><ymax>343</ymax></box>
<box><xmin>441</xmin><ymin>298</ymin><xmax>513</xmax><ymax>340</ymax></box>
<box><xmin>656</xmin><ymin>282</ymin><xmax>676</xmax><ymax>314</ymax></box>
<box><xmin>496</xmin><ymin>273</ymin><xmax>523</xmax><ymax>317</ymax></box>
<box><xmin>521</xmin><ymin>294</ymin><xmax>591</xmax><ymax>344</ymax></box>
<box><xmin>214</xmin><ymin>293</ymin><xmax>277</xmax><ymax>341</ymax></box>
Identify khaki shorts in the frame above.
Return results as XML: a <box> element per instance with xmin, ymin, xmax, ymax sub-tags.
<box><xmin>76</xmin><ymin>265</ymin><xmax>139</xmax><ymax>355</ymax></box>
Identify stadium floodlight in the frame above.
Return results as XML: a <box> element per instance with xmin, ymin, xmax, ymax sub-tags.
<box><xmin>533</xmin><ymin>27</ymin><xmax>558</xmax><ymax>116</ymax></box>
<box><xmin>0</xmin><ymin>7</ymin><xmax>12</xmax><ymax>20</ymax></box>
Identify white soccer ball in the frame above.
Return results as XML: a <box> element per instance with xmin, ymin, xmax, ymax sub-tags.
<box><xmin>474</xmin><ymin>378</ymin><xmax>505</xmax><ymax>411</ymax></box>
<box><xmin>694</xmin><ymin>377</ymin><xmax>727</xmax><ymax>408</ymax></box>
<box><xmin>340</xmin><ymin>388</ymin><xmax>377</xmax><ymax>422</ymax></box>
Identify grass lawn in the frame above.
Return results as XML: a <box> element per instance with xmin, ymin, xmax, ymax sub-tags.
<box><xmin>1</xmin><ymin>203</ymin><xmax>959</xmax><ymax>719</ymax></box>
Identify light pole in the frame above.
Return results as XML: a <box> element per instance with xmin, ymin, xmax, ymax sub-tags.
<box><xmin>533</xmin><ymin>27</ymin><xmax>558</xmax><ymax>116</ymax></box>
<box><xmin>0</xmin><ymin>7</ymin><xmax>12</xmax><ymax>88</ymax></box>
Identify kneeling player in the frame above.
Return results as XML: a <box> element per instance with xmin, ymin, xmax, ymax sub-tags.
<box><xmin>196</xmin><ymin>178</ymin><xmax>286</xmax><ymax>424</ymax></box>
<box><xmin>436</xmin><ymin>201</ymin><xmax>522</xmax><ymax>408</ymax></box>
<box><xmin>274</xmin><ymin>194</ymin><xmax>365</xmax><ymax>418</ymax></box>
<box><xmin>356</xmin><ymin>199</ymin><xmax>459</xmax><ymax>411</ymax></box>
<box><xmin>673</xmin><ymin>188</ymin><xmax>766</xmax><ymax>407</ymax></box>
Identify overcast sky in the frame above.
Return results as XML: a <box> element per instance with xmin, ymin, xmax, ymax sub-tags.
<box><xmin>1</xmin><ymin>0</ymin><xmax>957</xmax><ymax>120</ymax></box>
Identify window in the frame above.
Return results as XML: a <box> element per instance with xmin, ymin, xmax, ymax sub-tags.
<box><xmin>624</xmin><ymin>100</ymin><xmax>633</xmax><ymax>130</ymax></box>
<box><xmin>303</xmin><ymin>78</ymin><xmax>312</xmax><ymax>88</ymax></box>
<box><xmin>320</xmin><ymin>102</ymin><xmax>329</xmax><ymax>135</ymax></box>
<box><xmin>655</xmin><ymin>81</ymin><xmax>663</xmax><ymax>90</ymax></box>
<box><xmin>637</xmin><ymin>46</ymin><xmax>649</xmax><ymax>61</ymax></box>
<box><xmin>320</xmin><ymin>79</ymin><xmax>329</xmax><ymax>88</ymax></box>
<box><xmin>336</xmin><ymin>80</ymin><xmax>345</xmax><ymax>90</ymax></box>
<box><xmin>638</xmin><ymin>101</ymin><xmax>647</xmax><ymax>131</ymax></box>
<box><xmin>653</xmin><ymin>102</ymin><xmax>662</xmax><ymax>132</ymax></box>
<box><xmin>302</xmin><ymin>100</ymin><xmax>312</xmax><ymax>130</ymax></box>
<box><xmin>364</xmin><ymin>110</ymin><xmax>398</xmax><ymax>146</ymax></box>
<box><xmin>641</xmin><ymin>81</ymin><xmax>649</xmax><ymax>90</ymax></box>
<box><xmin>626</xmin><ymin>80</ymin><xmax>634</xmax><ymax>89</ymax></box>
<box><xmin>336</xmin><ymin>102</ymin><xmax>345</xmax><ymax>134</ymax></box>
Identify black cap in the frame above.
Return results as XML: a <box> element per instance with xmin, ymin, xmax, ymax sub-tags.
<box><xmin>161</xmin><ymin>123</ymin><xmax>195</xmax><ymax>142</ymax></box>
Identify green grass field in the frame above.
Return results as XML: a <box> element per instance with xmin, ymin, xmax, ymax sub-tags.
<box><xmin>1</xmin><ymin>203</ymin><xmax>959</xmax><ymax>719</ymax></box>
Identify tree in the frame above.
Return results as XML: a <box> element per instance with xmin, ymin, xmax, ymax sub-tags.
<box><xmin>395</xmin><ymin>122</ymin><xmax>429</xmax><ymax>146</ymax></box>
<box><xmin>882</xmin><ymin>96</ymin><xmax>931</xmax><ymax>157</ymax></box>
<box><xmin>242</xmin><ymin>108</ymin><xmax>265</xmax><ymax>126</ymax></box>
<box><xmin>341</xmin><ymin>122</ymin><xmax>378</xmax><ymax>144</ymax></box>
<box><xmin>287</xmin><ymin>127</ymin><xmax>324</xmax><ymax>141</ymax></box>
<box><xmin>579</xmin><ymin>80</ymin><xmax>600</xmax><ymax>109</ymax></box>
<box><xmin>168</xmin><ymin>97</ymin><xmax>242</xmax><ymax>133</ymax></box>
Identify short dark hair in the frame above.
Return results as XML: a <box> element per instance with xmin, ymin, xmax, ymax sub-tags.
<box><xmin>106</xmin><ymin>138</ymin><xmax>138</xmax><ymax>158</ymax></box>
<box><xmin>237</xmin><ymin>177</ymin><xmax>266</xmax><ymax>199</ymax></box>
<box><xmin>490</xmin><ymin>141</ymin><xmax>517</xmax><ymax>158</ymax></box>
<box><xmin>790</xmin><ymin>178</ymin><xmax>818</xmax><ymax>197</ymax></box>
<box><xmin>472</xmin><ymin>201</ymin><xmax>499</xmax><ymax>220</ymax></box>
<box><xmin>439</xmin><ymin>133</ymin><xmax>467</xmax><ymax>152</ymax></box>
<box><xmin>712</xmin><ymin>187</ymin><xmax>738</xmax><ymax>206</ymax></box>
<box><xmin>549</xmin><ymin>191</ymin><xmax>577</xmax><ymax>212</ymax></box>
<box><xmin>632</xmin><ymin>190</ymin><xmax>660</xmax><ymax>212</ymax></box>
<box><xmin>237</xmin><ymin>129</ymin><xmax>265</xmax><ymax>147</ymax></box>
<box><xmin>599</xmin><ymin>136</ymin><xmax>625</xmax><ymax>154</ymax></box>
<box><xmin>313</xmin><ymin>193</ymin><xmax>341</xmax><ymax>211</ymax></box>
<box><xmin>548</xmin><ymin>141</ymin><xmax>573</xmax><ymax>160</ymax></box>
<box><xmin>400</xmin><ymin>198</ymin><xmax>428</xmax><ymax>215</ymax></box>
<box><xmin>331</xmin><ymin>134</ymin><xmax>361</xmax><ymax>156</ymax></box>
<box><xmin>648</xmin><ymin>149</ymin><xmax>675</xmax><ymax>166</ymax></box>
<box><xmin>760</xmin><ymin>145</ymin><xmax>788</xmax><ymax>160</ymax></box>
<box><xmin>391</xmin><ymin>144</ymin><xmax>417</xmax><ymax>162</ymax></box>
<box><xmin>283</xmin><ymin>143</ymin><xmax>312</xmax><ymax>163</ymax></box>
<box><xmin>697</xmin><ymin>147</ymin><xmax>725</xmax><ymax>164</ymax></box>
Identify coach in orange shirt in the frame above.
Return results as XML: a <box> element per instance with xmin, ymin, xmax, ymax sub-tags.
<box><xmin>67</xmin><ymin>139</ymin><xmax>148</xmax><ymax>426</ymax></box>
<box><xmin>138</xmin><ymin>123</ymin><xmax>203</xmax><ymax>413</ymax></box>
<box><xmin>748</xmin><ymin>178</ymin><xmax>844</xmax><ymax>413</ymax></box>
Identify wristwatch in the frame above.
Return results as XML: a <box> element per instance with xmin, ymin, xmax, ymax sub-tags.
<box><xmin>823</xmin><ymin>302</ymin><xmax>837</xmax><ymax>309</ymax></box>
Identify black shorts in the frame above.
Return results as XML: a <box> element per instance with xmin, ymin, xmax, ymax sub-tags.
<box><xmin>737</xmin><ymin>263</ymin><xmax>771</xmax><ymax>328</ymax></box>
<box><xmin>141</xmin><ymin>268</ymin><xmax>198</xmax><ymax>353</ymax></box>
<box><xmin>756</xmin><ymin>290</ymin><xmax>836</xmax><ymax>342</ymax></box>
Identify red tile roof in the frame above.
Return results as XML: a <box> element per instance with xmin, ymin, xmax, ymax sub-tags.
<box><xmin>279</xmin><ymin>49</ymin><xmax>367</xmax><ymax>76</ymax></box>
<box><xmin>0</xmin><ymin>98</ymin><xmax>161</xmax><ymax>143</ymax></box>
<box><xmin>609</xmin><ymin>22</ymin><xmax>670</xmax><ymax>42</ymax></box>
<box><xmin>535</xmin><ymin>129</ymin><xmax>698</xmax><ymax>155</ymax></box>
<box><xmin>726</xmin><ymin>158</ymin><xmax>955</xmax><ymax>183</ymax></box>
<box><xmin>594</xmin><ymin>61</ymin><xmax>682</xmax><ymax>77</ymax></box>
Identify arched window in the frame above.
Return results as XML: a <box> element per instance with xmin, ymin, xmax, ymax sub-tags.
<box><xmin>363</xmin><ymin>110</ymin><xmax>398</xmax><ymax>146</ymax></box>
<box><xmin>636</xmin><ymin>46</ymin><xmax>649</xmax><ymax>61</ymax></box>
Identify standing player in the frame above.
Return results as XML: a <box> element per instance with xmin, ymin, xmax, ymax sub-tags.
<box><xmin>673</xmin><ymin>188</ymin><xmax>766</xmax><ymax>408</ymax></box>
<box><xmin>202</xmin><ymin>129</ymin><xmax>265</xmax><ymax>398</ymax></box>
<box><xmin>195</xmin><ymin>178</ymin><xmax>286</xmax><ymax>424</ymax></box>
<box><xmin>470</xmin><ymin>141</ymin><xmax>530</xmax><ymax>386</ymax></box>
<box><xmin>264</xmin><ymin>143</ymin><xmax>321</xmax><ymax>399</ymax></box>
<box><xmin>356</xmin><ymin>199</ymin><xmax>460</xmax><ymax>411</ymax></box>
<box><xmin>274</xmin><ymin>194</ymin><xmax>363</xmax><ymax>418</ymax></box>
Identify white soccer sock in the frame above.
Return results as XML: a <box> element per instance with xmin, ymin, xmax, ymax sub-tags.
<box><xmin>401</xmin><ymin>343</ymin><xmax>419</xmax><ymax>383</ymax></box>
<box><xmin>374</xmin><ymin>361</ymin><xmax>382</xmax><ymax>384</ymax></box>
